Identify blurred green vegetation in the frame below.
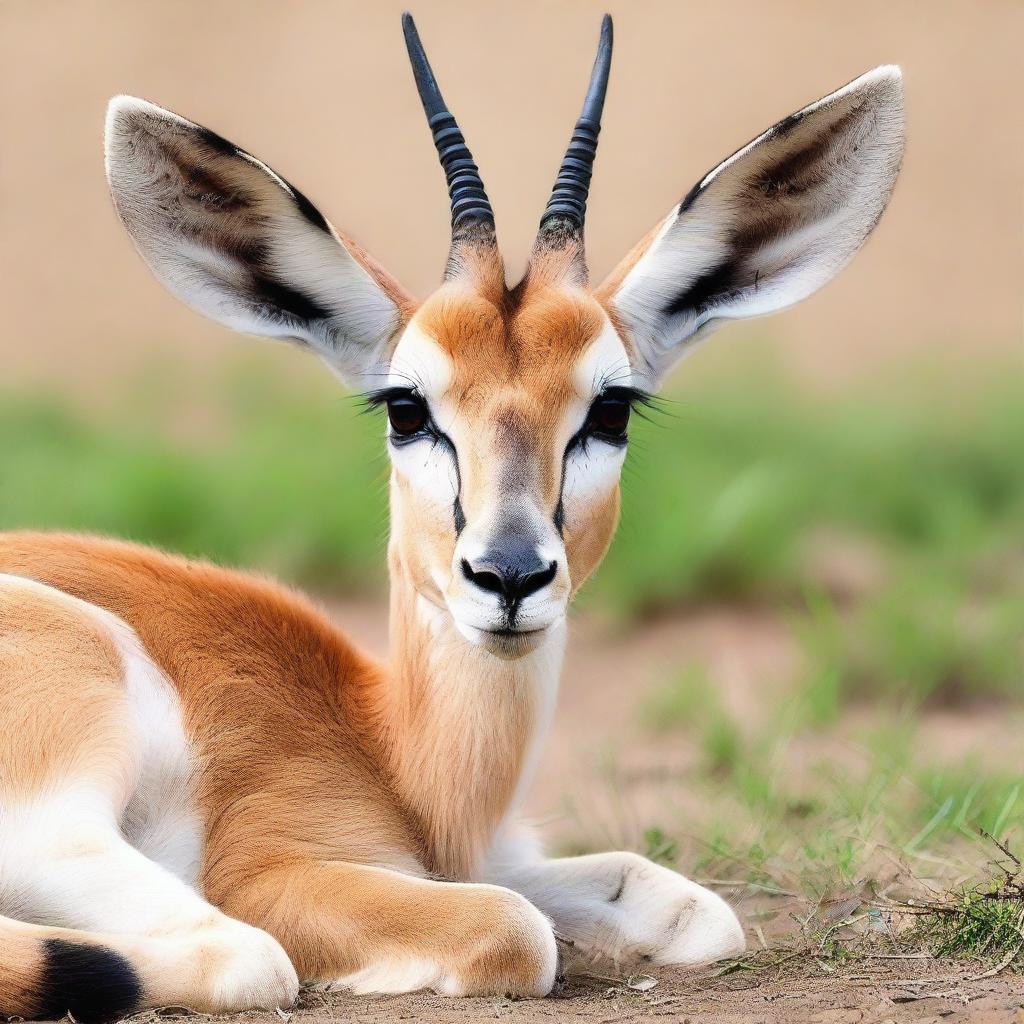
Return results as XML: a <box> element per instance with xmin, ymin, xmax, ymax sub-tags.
<box><xmin>0</xmin><ymin>363</ymin><xmax>389</xmax><ymax>592</ymax></box>
<box><xmin>2</xmin><ymin>359</ymin><xmax>1022</xmax><ymax>643</ymax></box>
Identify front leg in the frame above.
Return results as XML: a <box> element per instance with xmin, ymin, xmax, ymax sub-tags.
<box><xmin>216</xmin><ymin>859</ymin><xmax>558</xmax><ymax>998</ymax></box>
<box><xmin>483</xmin><ymin>841</ymin><xmax>744</xmax><ymax>967</ymax></box>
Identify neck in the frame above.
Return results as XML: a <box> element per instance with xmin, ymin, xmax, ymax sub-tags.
<box><xmin>378</xmin><ymin>554</ymin><xmax>564</xmax><ymax>879</ymax></box>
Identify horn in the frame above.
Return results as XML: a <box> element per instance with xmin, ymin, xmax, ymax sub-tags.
<box><xmin>402</xmin><ymin>12</ymin><xmax>496</xmax><ymax>271</ymax></box>
<box><xmin>535</xmin><ymin>14</ymin><xmax>613</xmax><ymax>252</ymax></box>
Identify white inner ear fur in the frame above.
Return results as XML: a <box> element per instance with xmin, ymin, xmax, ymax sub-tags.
<box><xmin>610</xmin><ymin>65</ymin><xmax>904</xmax><ymax>387</ymax></box>
<box><xmin>104</xmin><ymin>96</ymin><xmax>400</xmax><ymax>386</ymax></box>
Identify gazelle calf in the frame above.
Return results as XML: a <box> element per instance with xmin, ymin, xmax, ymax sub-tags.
<box><xmin>0</xmin><ymin>13</ymin><xmax>903</xmax><ymax>1021</ymax></box>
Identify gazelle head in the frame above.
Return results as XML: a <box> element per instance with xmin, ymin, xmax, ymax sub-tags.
<box><xmin>105</xmin><ymin>14</ymin><xmax>903</xmax><ymax>659</ymax></box>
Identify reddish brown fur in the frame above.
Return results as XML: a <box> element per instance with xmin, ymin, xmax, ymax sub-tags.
<box><xmin>0</xmin><ymin>215</ymin><xmax>647</xmax><ymax>1006</ymax></box>
<box><xmin>408</xmin><ymin>280</ymin><xmax>621</xmax><ymax>590</ymax></box>
<box><xmin>0</xmin><ymin>581</ymin><xmax>127</xmax><ymax>799</ymax></box>
<box><xmin>0</xmin><ymin>533</ymin><xmax>555</xmax><ymax>987</ymax></box>
<box><xmin>335</xmin><ymin>226</ymin><xmax>418</xmax><ymax>325</ymax></box>
<box><xmin>0</xmin><ymin>919</ymin><xmax>44</xmax><ymax>1018</ymax></box>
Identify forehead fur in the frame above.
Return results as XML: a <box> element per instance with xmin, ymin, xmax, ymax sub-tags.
<box><xmin>411</xmin><ymin>282</ymin><xmax>610</xmax><ymax>401</ymax></box>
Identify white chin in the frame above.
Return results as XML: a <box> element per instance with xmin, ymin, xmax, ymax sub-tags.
<box><xmin>453</xmin><ymin>619</ymin><xmax>549</xmax><ymax>659</ymax></box>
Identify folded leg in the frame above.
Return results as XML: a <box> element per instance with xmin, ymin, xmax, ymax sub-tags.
<box><xmin>483</xmin><ymin>837</ymin><xmax>744</xmax><ymax>966</ymax></box>
<box><xmin>220</xmin><ymin>859</ymin><xmax>559</xmax><ymax>996</ymax></box>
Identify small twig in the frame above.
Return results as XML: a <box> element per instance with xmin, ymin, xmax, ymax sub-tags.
<box><xmin>979</xmin><ymin>827</ymin><xmax>1021</xmax><ymax>868</ymax></box>
<box><xmin>860</xmin><ymin>952</ymin><xmax>935</xmax><ymax>960</ymax></box>
<box><xmin>966</xmin><ymin>942</ymin><xmax>1023</xmax><ymax>980</ymax></box>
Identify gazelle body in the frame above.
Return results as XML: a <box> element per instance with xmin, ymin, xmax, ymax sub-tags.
<box><xmin>0</xmin><ymin>14</ymin><xmax>904</xmax><ymax>1021</ymax></box>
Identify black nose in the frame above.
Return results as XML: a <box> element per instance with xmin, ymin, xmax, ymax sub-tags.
<box><xmin>461</xmin><ymin>544</ymin><xmax>558</xmax><ymax>607</ymax></box>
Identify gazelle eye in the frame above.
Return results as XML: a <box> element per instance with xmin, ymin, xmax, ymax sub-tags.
<box><xmin>587</xmin><ymin>395</ymin><xmax>631</xmax><ymax>441</ymax></box>
<box><xmin>387</xmin><ymin>395</ymin><xmax>428</xmax><ymax>436</ymax></box>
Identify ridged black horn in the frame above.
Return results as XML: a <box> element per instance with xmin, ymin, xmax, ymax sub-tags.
<box><xmin>402</xmin><ymin>12</ymin><xmax>494</xmax><ymax>239</ymax></box>
<box><xmin>538</xmin><ymin>14</ymin><xmax>613</xmax><ymax>239</ymax></box>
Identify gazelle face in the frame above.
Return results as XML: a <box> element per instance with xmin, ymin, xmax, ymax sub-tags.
<box><xmin>382</xmin><ymin>284</ymin><xmax>633</xmax><ymax>654</ymax></box>
<box><xmin>105</xmin><ymin>14</ymin><xmax>904</xmax><ymax>660</ymax></box>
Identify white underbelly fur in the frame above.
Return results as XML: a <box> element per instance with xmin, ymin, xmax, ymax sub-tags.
<box><xmin>111</xmin><ymin>614</ymin><xmax>204</xmax><ymax>886</ymax></box>
<box><xmin>0</xmin><ymin>574</ymin><xmax>204</xmax><ymax>888</ymax></box>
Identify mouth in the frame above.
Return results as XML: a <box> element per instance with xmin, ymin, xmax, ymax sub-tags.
<box><xmin>485</xmin><ymin>626</ymin><xmax>546</xmax><ymax>638</ymax></box>
<box><xmin>456</xmin><ymin>620</ymin><xmax>554</xmax><ymax>659</ymax></box>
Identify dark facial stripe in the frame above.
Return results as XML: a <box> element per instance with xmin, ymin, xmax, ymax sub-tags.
<box><xmin>431</xmin><ymin>432</ymin><xmax>465</xmax><ymax>535</ymax></box>
<box><xmin>553</xmin><ymin>492</ymin><xmax>565</xmax><ymax>536</ymax></box>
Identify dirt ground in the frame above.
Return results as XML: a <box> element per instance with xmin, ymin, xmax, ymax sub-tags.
<box><xmin>139</xmin><ymin>958</ymin><xmax>1024</xmax><ymax>1024</ymax></box>
<box><xmin>296</xmin><ymin>964</ymin><xmax>1024</xmax><ymax>1024</ymax></box>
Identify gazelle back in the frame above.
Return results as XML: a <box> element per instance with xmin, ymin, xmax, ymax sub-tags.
<box><xmin>0</xmin><ymin>14</ymin><xmax>903</xmax><ymax>1022</ymax></box>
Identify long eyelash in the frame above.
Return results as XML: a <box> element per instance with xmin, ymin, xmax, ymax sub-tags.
<box><xmin>359</xmin><ymin>385</ymin><xmax>419</xmax><ymax>412</ymax></box>
<box><xmin>600</xmin><ymin>384</ymin><xmax>655</xmax><ymax>409</ymax></box>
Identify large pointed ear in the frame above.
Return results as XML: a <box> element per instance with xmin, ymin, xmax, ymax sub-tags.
<box><xmin>105</xmin><ymin>96</ymin><xmax>415</xmax><ymax>385</ymax></box>
<box><xmin>597</xmin><ymin>67</ymin><xmax>904</xmax><ymax>386</ymax></box>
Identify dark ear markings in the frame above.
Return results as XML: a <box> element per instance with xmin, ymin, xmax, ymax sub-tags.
<box><xmin>195</xmin><ymin>125</ymin><xmax>239</xmax><ymax>157</ymax></box>
<box><xmin>249</xmin><ymin>274</ymin><xmax>332</xmax><ymax>323</ymax></box>
<box><xmin>667</xmin><ymin>103</ymin><xmax>871</xmax><ymax>319</ymax></box>
<box><xmin>283</xmin><ymin>179</ymin><xmax>332</xmax><ymax>235</ymax></box>
<box><xmin>677</xmin><ymin>97</ymin><xmax>852</xmax><ymax>218</ymax></box>
<box><xmin>182</xmin><ymin>163</ymin><xmax>256</xmax><ymax>213</ymax></box>
<box><xmin>664</xmin><ymin>258</ymin><xmax>742</xmax><ymax>320</ymax></box>
<box><xmin>186</xmin><ymin>123</ymin><xmax>331</xmax><ymax>235</ymax></box>
<box><xmin>757</xmin><ymin>105</ymin><xmax>862</xmax><ymax>198</ymax></box>
<box><xmin>772</xmin><ymin>107</ymin><xmax>808</xmax><ymax>140</ymax></box>
<box><xmin>677</xmin><ymin>178</ymin><xmax>705</xmax><ymax>216</ymax></box>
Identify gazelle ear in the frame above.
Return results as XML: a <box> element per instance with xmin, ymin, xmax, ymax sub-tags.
<box><xmin>598</xmin><ymin>66</ymin><xmax>904</xmax><ymax>386</ymax></box>
<box><xmin>105</xmin><ymin>96</ymin><xmax>414</xmax><ymax>385</ymax></box>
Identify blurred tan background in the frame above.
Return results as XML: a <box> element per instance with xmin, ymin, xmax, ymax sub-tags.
<box><xmin>1</xmin><ymin>0</ymin><xmax>1020</xmax><ymax>396</ymax></box>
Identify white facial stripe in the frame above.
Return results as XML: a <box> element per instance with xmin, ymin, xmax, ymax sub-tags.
<box><xmin>547</xmin><ymin>317</ymin><xmax>634</xmax><ymax>454</ymax></box>
<box><xmin>573</xmin><ymin>318</ymin><xmax>633</xmax><ymax>400</ymax></box>
<box><xmin>387</xmin><ymin>321</ymin><xmax>454</xmax><ymax>401</ymax></box>
<box><xmin>562</xmin><ymin>440</ymin><xmax>627</xmax><ymax>512</ymax></box>
<box><xmin>387</xmin><ymin>320</ymin><xmax>461</xmax><ymax>519</ymax></box>
<box><xmin>560</xmin><ymin>318</ymin><xmax>632</xmax><ymax>513</ymax></box>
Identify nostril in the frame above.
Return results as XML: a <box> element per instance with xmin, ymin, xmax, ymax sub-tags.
<box><xmin>461</xmin><ymin>559</ymin><xmax>506</xmax><ymax>596</ymax></box>
<box><xmin>462</xmin><ymin>556</ymin><xmax>558</xmax><ymax>604</ymax></box>
<box><xmin>519</xmin><ymin>561</ymin><xmax>558</xmax><ymax>599</ymax></box>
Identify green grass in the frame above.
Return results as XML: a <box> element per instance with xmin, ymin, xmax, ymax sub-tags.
<box><xmin>914</xmin><ymin>879</ymin><xmax>1024</xmax><ymax>966</ymax></box>
<box><xmin>628</xmin><ymin>659</ymin><xmax>1024</xmax><ymax>912</ymax></box>
<box><xmin>591</xmin><ymin>368</ymin><xmax>1024</xmax><ymax>617</ymax></box>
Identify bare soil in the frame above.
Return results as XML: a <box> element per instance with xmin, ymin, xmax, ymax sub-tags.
<box><xmin>139</xmin><ymin>959</ymin><xmax>1024</xmax><ymax>1024</ymax></box>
